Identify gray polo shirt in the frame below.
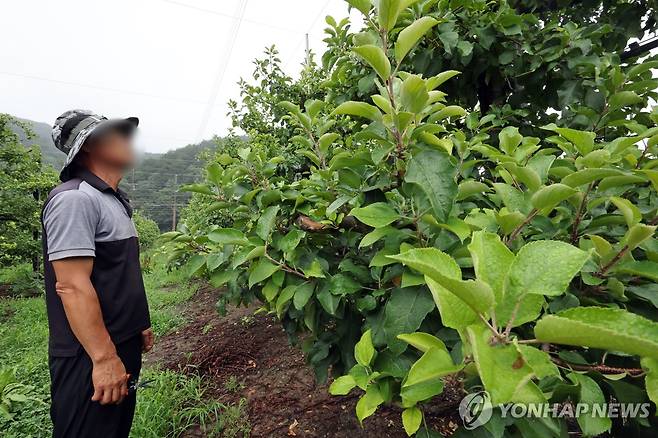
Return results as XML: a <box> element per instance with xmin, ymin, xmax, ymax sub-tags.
<box><xmin>42</xmin><ymin>168</ymin><xmax>150</xmax><ymax>357</ymax></box>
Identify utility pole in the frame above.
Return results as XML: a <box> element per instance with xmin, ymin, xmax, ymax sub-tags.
<box><xmin>171</xmin><ymin>174</ymin><xmax>178</xmax><ymax>231</ymax></box>
<box><xmin>305</xmin><ymin>33</ymin><xmax>310</xmax><ymax>65</ymax></box>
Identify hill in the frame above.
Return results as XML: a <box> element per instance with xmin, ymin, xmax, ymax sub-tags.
<box><xmin>121</xmin><ymin>140</ymin><xmax>215</xmax><ymax>231</ymax></box>
<box><xmin>16</xmin><ymin>118</ymin><xmax>65</xmax><ymax>168</ymax></box>
<box><xmin>15</xmin><ymin>117</ymin><xmax>211</xmax><ymax>231</ymax></box>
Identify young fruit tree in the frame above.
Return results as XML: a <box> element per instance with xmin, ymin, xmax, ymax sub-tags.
<box><xmin>0</xmin><ymin>114</ymin><xmax>58</xmax><ymax>270</ymax></box>
<box><xmin>163</xmin><ymin>0</ymin><xmax>658</xmax><ymax>435</ymax></box>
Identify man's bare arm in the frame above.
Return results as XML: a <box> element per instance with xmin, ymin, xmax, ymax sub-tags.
<box><xmin>52</xmin><ymin>257</ymin><xmax>129</xmax><ymax>405</ymax></box>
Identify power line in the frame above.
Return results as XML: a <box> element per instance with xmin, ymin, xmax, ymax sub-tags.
<box><xmin>157</xmin><ymin>0</ymin><xmax>301</xmax><ymax>34</ymax></box>
<box><xmin>0</xmin><ymin>71</ymin><xmax>207</xmax><ymax>104</ymax></box>
<box><xmin>196</xmin><ymin>0</ymin><xmax>249</xmax><ymax>141</ymax></box>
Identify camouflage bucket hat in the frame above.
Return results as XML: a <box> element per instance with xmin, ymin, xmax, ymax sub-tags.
<box><xmin>51</xmin><ymin>109</ymin><xmax>139</xmax><ymax>179</ymax></box>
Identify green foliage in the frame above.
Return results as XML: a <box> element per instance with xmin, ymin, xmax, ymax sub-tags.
<box><xmin>133</xmin><ymin>210</ymin><xmax>161</xmax><ymax>250</ymax></box>
<box><xmin>164</xmin><ymin>0</ymin><xmax>658</xmax><ymax>435</ymax></box>
<box><xmin>0</xmin><ymin>114</ymin><xmax>58</xmax><ymax>267</ymax></box>
<box><xmin>0</xmin><ymin>260</ymin><xmax>226</xmax><ymax>437</ymax></box>
<box><xmin>0</xmin><ymin>263</ymin><xmax>41</xmax><ymax>296</ymax></box>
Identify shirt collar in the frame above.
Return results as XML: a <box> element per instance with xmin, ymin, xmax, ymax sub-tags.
<box><xmin>73</xmin><ymin>167</ymin><xmax>133</xmax><ymax>217</ymax></box>
<box><xmin>74</xmin><ymin>167</ymin><xmax>114</xmax><ymax>193</ymax></box>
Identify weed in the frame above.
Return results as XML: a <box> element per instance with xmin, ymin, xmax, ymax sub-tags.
<box><xmin>223</xmin><ymin>376</ymin><xmax>245</xmax><ymax>393</ymax></box>
<box><xmin>0</xmin><ymin>262</ymin><xmax>223</xmax><ymax>437</ymax></box>
<box><xmin>202</xmin><ymin>322</ymin><xmax>214</xmax><ymax>335</ymax></box>
<box><xmin>239</xmin><ymin>315</ymin><xmax>255</xmax><ymax>327</ymax></box>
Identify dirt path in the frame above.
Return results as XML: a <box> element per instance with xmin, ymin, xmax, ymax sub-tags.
<box><xmin>146</xmin><ymin>287</ymin><xmax>459</xmax><ymax>437</ymax></box>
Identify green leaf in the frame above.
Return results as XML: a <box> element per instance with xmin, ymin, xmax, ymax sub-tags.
<box><xmin>561</xmin><ymin>168</ymin><xmax>624</xmax><ymax>187</ymax></box>
<box><xmin>206</xmin><ymin>252</ymin><xmax>226</xmax><ymax>271</ymax></box>
<box><xmin>402</xmin><ymin>407</ymin><xmax>423</xmax><ymax>436</ymax></box>
<box><xmin>541</xmin><ymin>124</ymin><xmax>595</xmax><ymax>155</ymax></box>
<box><xmin>640</xmin><ymin>357</ymin><xmax>658</xmax><ymax>405</ymax></box>
<box><xmin>505</xmin><ymin>241</ymin><xmax>590</xmax><ymax>297</ymax></box>
<box><xmin>467</xmin><ymin>324</ymin><xmax>544</xmax><ymax>405</ymax></box>
<box><xmin>610</xmin><ymin>196</ymin><xmax>642</xmax><ymax>227</ymax></box>
<box><xmin>404</xmin><ymin>347</ymin><xmax>461</xmax><ymax>387</ymax></box>
<box><xmin>275</xmin><ymin>285</ymin><xmax>297</xmax><ymax>317</ymax></box>
<box><xmin>395</xmin><ymin>16</ymin><xmax>439</xmax><ymax>63</ymax></box>
<box><xmin>623</xmin><ymin>224</ymin><xmax>656</xmax><ymax>250</ymax></box>
<box><xmin>531</xmin><ymin>184</ymin><xmax>577</xmax><ymax>213</ymax></box>
<box><xmin>405</xmin><ymin>150</ymin><xmax>458</xmax><ymax>222</ymax></box>
<box><xmin>535</xmin><ymin>307</ymin><xmax>658</xmax><ymax>360</ymax></box>
<box><xmin>276</xmin><ymin>229</ymin><xmax>305</xmax><ymax>253</ymax></box>
<box><xmin>426</xmin><ymin>276</ymin><xmax>478</xmax><ymax>329</ymax></box>
<box><xmin>317</xmin><ymin>287</ymin><xmax>340</xmax><ymax>315</ymax></box>
<box><xmin>179</xmin><ymin>183</ymin><xmax>214</xmax><ymax>196</ymax></box>
<box><xmin>373</xmin><ymin>287</ymin><xmax>435</xmax><ymax>355</ymax></box>
<box><xmin>256</xmin><ymin>205</ymin><xmax>279</xmax><ymax>241</ymax></box>
<box><xmin>499</xmin><ymin>126</ymin><xmax>523</xmax><ymax>155</ymax></box>
<box><xmin>456</xmin><ymin>180</ymin><xmax>490</xmax><ymax>200</ymax></box>
<box><xmin>391</xmin><ymin>248</ymin><xmax>494</xmax><ymax>313</ymax></box>
<box><xmin>209</xmin><ymin>269</ymin><xmax>238</xmax><ymax>287</ymax></box>
<box><xmin>351</xmin><ymin>202</ymin><xmax>399</xmax><ymax>227</ymax></box>
<box><xmin>515</xmin><ymin>344</ymin><xmax>559</xmax><ymax>379</ymax></box>
<box><xmin>609</xmin><ymin>91</ymin><xmax>643</xmax><ymax>109</ymax></box>
<box><xmin>376</xmin><ymin>0</ymin><xmax>416</xmax><ymax>31</ymax></box>
<box><xmin>206</xmin><ymin>162</ymin><xmax>222</xmax><ymax>186</ymax></box>
<box><xmin>208</xmin><ymin>228</ymin><xmax>249</xmax><ymax>245</ymax></box>
<box><xmin>387</xmin><ymin>247</ymin><xmax>460</xmax><ymax>284</ymax></box>
<box><xmin>426</xmin><ymin>70</ymin><xmax>460</xmax><ymax>90</ymax></box>
<box><xmin>186</xmin><ymin>254</ymin><xmax>206</xmax><ymax>276</ymax></box>
<box><xmin>353</xmin><ymin>45</ymin><xmax>391</xmax><ymax>80</ymax></box>
<box><xmin>400</xmin><ymin>74</ymin><xmax>429</xmax><ymax>113</ymax></box>
<box><xmin>329</xmin><ymin>375</ymin><xmax>357</xmax><ymax>395</ymax></box>
<box><xmin>355</xmin><ymin>329</ymin><xmax>376</xmax><ymax>367</ymax></box>
<box><xmin>303</xmin><ymin>259</ymin><xmax>326</xmax><ymax>278</ymax></box>
<box><xmin>400</xmin><ymin>379</ymin><xmax>444</xmax><ymax>408</ymax></box>
<box><xmin>397</xmin><ymin>332</ymin><xmax>447</xmax><ymax>353</ymax></box>
<box><xmin>468</xmin><ymin>231</ymin><xmax>515</xmax><ymax>302</ymax></box>
<box><xmin>427</xmin><ymin>105</ymin><xmax>466</xmax><ymax>123</ymax></box>
<box><xmin>293</xmin><ymin>282</ymin><xmax>315</xmax><ymax>310</ymax></box>
<box><xmin>493</xmin><ymin>183</ymin><xmax>531</xmax><ymax>214</ymax></box>
<box><xmin>318</xmin><ymin>133</ymin><xmax>339</xmax><ymax>154</ymax></box>
<box><xmin>568</xmin><ymin>373</ymin><xmax>612</xmax><ymax>436</ymax></box>
<box><xmin>248</xmin><ymin>259</ymin><xmax>280</xmax><ymax>288</ymax></box>
<box><xmin>616</xmin><ymin>261</ymin><xmax>658</xmax><ymax>281</ymax></box>
<box><xmin>346</xmin><ymin>0</ymin><xmax>371</xmax><ymax>15</ymax></box>
<box><xmin>333</xmin><ymin>101</ymin><xmax>383</xmax><ymax>121</ymax></box>
<box><xmin>356</xmin><ymin>384</ymin><xmax>384</xmax><ymax>424</ymax></box>
<box><xmin>360</xmin><ymin>225</ymin><xmax>395</xmax><ymax>248</ymax></box>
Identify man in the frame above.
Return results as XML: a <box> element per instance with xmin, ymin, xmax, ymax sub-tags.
<box><xmin>43</xmin><ymin>109</ymin><xmax>153</xmax><ymax>437</ymax></box>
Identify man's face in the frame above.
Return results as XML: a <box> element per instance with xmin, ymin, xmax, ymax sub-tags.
<box><xmin>87</xmin><ymin>130</ymin><xmax>136</xmax><ymax>170</ymax></box>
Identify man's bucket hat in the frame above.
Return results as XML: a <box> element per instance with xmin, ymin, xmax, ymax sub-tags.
<box><xmin>51</xmin><ymin>109</ymin><xmax>138</xmax><ymax>180</ymax></box>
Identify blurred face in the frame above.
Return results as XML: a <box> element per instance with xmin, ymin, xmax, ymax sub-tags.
<box><xmin>86</xmin><ymin>130</ymin><xmax>136</xmax><ymax>170</ymax></box>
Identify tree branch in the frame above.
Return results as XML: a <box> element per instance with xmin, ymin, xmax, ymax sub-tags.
<box><xmin>506</xmin><ymin>209</ymin><xmax>539</xmax><ymax>246</ymax></box>
<box><xmin>551</xmin><ymin>357</ymin><xmax>644</xmax><ymax>377</ymax></box>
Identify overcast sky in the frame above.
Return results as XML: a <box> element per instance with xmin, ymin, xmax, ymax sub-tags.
<box><xmin>1</xmin><ymin>0</ymin><xmax>361</xmax><ymax>153</ymax></box>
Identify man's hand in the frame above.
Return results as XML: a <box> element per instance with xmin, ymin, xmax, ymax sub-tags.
<box><xmin>91</xmin><ymin>354</ymin><xmax>129</xmax><ymax>405</ymax></box>
<box><xmin>141</xmin><ymin>328</ymin><xmax>154</xmax><ymax>353</ymax></box>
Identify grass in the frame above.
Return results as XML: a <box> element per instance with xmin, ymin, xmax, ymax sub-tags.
<box><xmin>0</xmin><ymin>256</ymin><xmax>249</xmax><ymax>437</ymax></box>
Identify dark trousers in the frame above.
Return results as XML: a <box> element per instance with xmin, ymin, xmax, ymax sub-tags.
<box><xmin>49</xmin><ymin>335</ymin><xmax>142</xmax><ymax>438</ymax></box>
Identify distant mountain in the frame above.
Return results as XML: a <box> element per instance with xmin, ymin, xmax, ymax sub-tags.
<box><xmin>121</xmin><ymin>140</ymin><xmax>215</xmax><ymax>231</ymax></box>
<box><xmin>15</xmin><ymin>117</ymin><xmax>212</xmax><ymax>231</ymax></box>
<box><xmin>16</xmin><ymin>118</ymin><xmax>65</xmax><ymax>168</ymax></box>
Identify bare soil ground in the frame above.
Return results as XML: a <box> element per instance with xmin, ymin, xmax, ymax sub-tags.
<box><xmin>146</xmin><ymin>287</ymin><xmax>461</xmax><ymax>437</ymax></box>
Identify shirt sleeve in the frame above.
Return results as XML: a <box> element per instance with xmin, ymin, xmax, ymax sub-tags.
<box><xmin>43</xmin><ymin>190</ymin><xmax>100</xmax><ymax>261</ymax></box>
